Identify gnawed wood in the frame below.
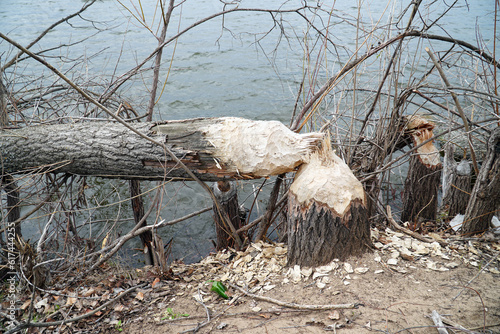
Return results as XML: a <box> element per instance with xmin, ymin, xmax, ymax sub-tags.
<box><xmin>1</xmin><ymin>117</ymin><xmax>324</xmax><ymax>181</ymax></box>
<box><xmin>401</xmin><ymin>115</ymin><xmax>442</xmax><ymax>226</ymax></box>
<box><xmin>287</xmin><ymin>139</ymin><xmax>371</xmax><ymax>266</ymax></box>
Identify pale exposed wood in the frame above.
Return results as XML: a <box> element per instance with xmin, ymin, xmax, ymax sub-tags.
<box><xmin>431</xmin><ymin>310</ymin><xmax>449</xmax><ymax>334</ymax></box>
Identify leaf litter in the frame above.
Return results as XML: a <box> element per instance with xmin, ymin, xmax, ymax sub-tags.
<box><xmin>2</xmin><ymin>227</ymin><xmax>499</xmax><ymax>333</ymax></box>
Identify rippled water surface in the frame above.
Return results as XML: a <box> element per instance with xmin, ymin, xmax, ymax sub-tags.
<box><xmin>0</xmin><ymin>0</ymin><xmax>496</xmax><ymax>263</ymax></box>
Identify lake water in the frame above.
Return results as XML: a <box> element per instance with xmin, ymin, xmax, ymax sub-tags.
<box><xmin>0</xmin><ymin>0</ymin><xmax>497</xmax><ymax>264</ymax></box>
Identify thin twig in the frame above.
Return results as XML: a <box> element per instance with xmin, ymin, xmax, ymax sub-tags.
<box><xmin>452</xmin><ymin>250</ymin><xmax>500</xmax><ymax>301</ymax></box>
<box><xmin>5</xmin><ymin>284</ymin><xmax>145</xmax><ymax>334</ymax></box>
<box><xmin>0</xmin><ymin>31</ymin><xmax>239</xmax><ymax>249</ymax></box>
<box><xmin>386</xmin><ymin>206</ymin><xmax>444</xmax><ymax>245</ymax></box>
<box><xmin>425</xmin><ymin>47</ymin><xmax>479</xmax><ymax>175</ymax></box>
<box><xmin>228</xmin><ymin>283</ymin><xmax>362</xmax><ymax>310</ymax></box>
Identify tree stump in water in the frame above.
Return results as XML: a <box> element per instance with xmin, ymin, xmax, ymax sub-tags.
<box><xmin>462</xmin><ymin>127</ymin><xmax>500</xmax><ymax>235</ymax></box>
<box><xmin>287</xmin><ymin>141</ymin><xmax>371</xmax><ymax>266</ymax></box>
<box><xmin>212</xmin><ymin>180</ymin><xmax>244</xmax><ymax>251</ymax></box>
<box><xmin>401</xmin><ymin>116</ymin><xmax>442</xmax><ymax>227</ymax></box>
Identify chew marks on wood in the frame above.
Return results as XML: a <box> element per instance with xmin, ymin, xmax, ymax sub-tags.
<box><xmin>200</xmin><ymin>117</ymin><xmax>324</xmax><ymax>177</ymax></box>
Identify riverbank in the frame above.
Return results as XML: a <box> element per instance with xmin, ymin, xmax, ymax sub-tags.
<box><xmin>3</xmin><ymin>226</ymin><xmax>499</xmax><ymax>333</ymax></box>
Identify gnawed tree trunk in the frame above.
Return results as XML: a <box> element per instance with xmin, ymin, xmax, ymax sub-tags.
<box><xmin>287</xmin><ymin>140</ymin><xmax>372</xmax><ymax>266</ymax></box>
<box><xmin>401</xmin><ymin>116</ymin><xmax>442</xmax><ymax>227</ymax></box>
<box><xmin>211</xmin><ymin>180</ymin><xmax>244</xmax><ymax>250</ymax></box>
<box><xmin>442</xmin><ymin>143</ymin><xmax>471</xmax><ymax>217</ymax></box>
<box><xmin>1</xmin><ymin>117</ymin><xmax>323</xmax><ymax>181</ymax></box>
<box><xmin>462</xmin><ymin>127</ymin><xmax>500</xmax><ymax>235</ymax></box>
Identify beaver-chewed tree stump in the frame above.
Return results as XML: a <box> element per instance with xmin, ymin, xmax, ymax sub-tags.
<box><xmin>401</xmin><ymin>115</ymin><xmax>442</xmax><ymax>227</ymax></box>
<box><xmin>286</xmin><ymin>140</ymin><xmax>372</xmax><ymax>266</ymax></box>
<box><xmin>462</xmin><ymin>127</ymin><xmax>500</xmax><ymax>235</ymax></box>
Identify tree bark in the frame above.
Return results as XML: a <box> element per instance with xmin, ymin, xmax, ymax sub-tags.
<box><xmin>0</xmin><ymin>117</ymin><xmax>323</xmax><ymax>181</ymax></box>
<box><xmin>442</xmin><ymin>144</ymin><xmax>471</xmax><ymax>218</ymax></box>
<box><xmin>401</xmin><ymin>116</ymin><xmax>442</xmax><ymax>227</ymax></box>
<box><xmin>0</xmin><ymin>73</ymin><xmax>8</xmax><ymax>128</ymax></box>
<box><xmin>462</xmin><ymin>128</ymin><xmax>500</xmax><ymax>235</ymax></box>
<box><xmin>287</xmin><ymin>142</ymin><xmax>372</xmax><ymax>266</ymax></box>
<box><xmin>211</xmin><ymin>180</ymin><xmax>244</xmax><ymax>250</ymax></box>
<box><xmin>130</xmin><ymin>180</ymin><xmax>154</xmax><ymax>265</ymax></box>
<box><xmin>255</xmin><ymin>174</ymin><xmax>284</xmax><ymax>241</ymax></box>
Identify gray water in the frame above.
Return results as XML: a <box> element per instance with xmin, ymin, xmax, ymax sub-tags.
<box><xmin>0</xmin><ymin>0</ymin><xmax>497</xmax><ymax>264</ymax></box>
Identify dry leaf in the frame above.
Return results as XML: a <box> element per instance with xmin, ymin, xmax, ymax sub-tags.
<box><xmin>135</xmin><ymin>291</ymin><xmax>144</xmax><ymax>301</ymax></box>
<box><xmin>152</xmin><ymin>277</ymin><xmax>160</xmax><ymax>288</ymax></box>
<box><xmin>66</xmin><ymin>297</ymin><xmax>77</xmax><ymax>306</ymax></box>
<box><xmin>83</xmin><ymin>288</ymin><xmax>95</xmax><ymax>297</ymax></box>
<box><xmin>114</xmin><ymin>304</ymin><xmax>125</xmax><ymax>312</ymax></box>
<box><xmin>21</xmin><ymin>300</ymin><xmax>32</xmax><ymax>310</ymax></box>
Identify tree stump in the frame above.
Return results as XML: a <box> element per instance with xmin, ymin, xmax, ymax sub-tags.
<box><xmin>401</xmin><ymin>116</ymin><xmax>442</xmax><ymax>227</ymax></box>
<box><xmin>442</xmin><ymin>144</ymin><xmax>471</xmax><ymax>217</ymax></box>
<box><xmin>129</xmin><ymin>179</ymin><xmax>154</xmax><ymax>265</ymax></box>
<box><xmin>287</xmin><ymin>142</ymin><xmax>371</xmax><ymax>266</ymax></box>
<box><xmin>462</xmin><ymin>127</ymin><xmax>500</xmax><ymax>235</ymax></box>
<box><xmin>211</xmin><ymin>180</ymin><xmax>244</xmax><ymax>251</ymax></box>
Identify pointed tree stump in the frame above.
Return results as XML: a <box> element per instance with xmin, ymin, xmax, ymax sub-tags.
<box><xmin>211</xmin><ymin>180</ymin><xmax>244</xmax><ymax>251</ymax></box>
<box><xmin>462</xmin><ymin>127</ymin><xmax>500</xmax><ymax>235</ymax></box>
<box><xmin>401</xmin><ymin>116</ymin><xmax>442</xmax><ymax>227</ymax></box>
<box><xmin>287</xmin><ymin>142</ymin><xmax>372</xmax><ymax>266</ymax></box>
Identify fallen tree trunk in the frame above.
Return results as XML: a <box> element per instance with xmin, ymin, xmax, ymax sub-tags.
<box><xmin>287</xmin><ymin>139</ymin><xmax>372</xmax><ymax>266</ymax></box>
<box><xmin>0</xmin><ymin>117</ymin><xmax>323</xmax><ymax>181</ymax></box>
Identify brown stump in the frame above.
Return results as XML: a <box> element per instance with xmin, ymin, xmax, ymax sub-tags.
<box><xmin>401</xmin><ymin>116</ymin><xmax>442</xmax><ymax>227</ymax></box>
<box><xmin>462</xmin><ymin>128</ymin><xmax>500</xmax><ymax>235</ymax></box>
<box><xmin>129</xmin><ymin>179</ymin><xmax>154</xmax><ymax>265</ymax></box>
<box><xmin>212</xmin><ymin>180</ymin><xmax>244</xmax><ymax>251</ymax></box>
<box><xmin>442</xmin><ymin>144</ymin><xmax>471</xmax><ymax>217</ymax></box>
<box><xmin>287</xmin><ymin>143</ymin><xmax>372</xmax><ymax>266</ymax></box>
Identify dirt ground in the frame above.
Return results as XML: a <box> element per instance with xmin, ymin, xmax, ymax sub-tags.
<box><xmin>125</xmin><ymin>245</ymin><xmax>500</xmax><ymax>334</ymax></box>
<box><xmin>2</xmin><ymin>227</ymin><xmax>500</xmax><ymax>334</ymax></box>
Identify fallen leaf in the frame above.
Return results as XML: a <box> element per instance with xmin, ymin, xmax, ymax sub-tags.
<box><xmin>82</xmin><ymin>288</ymin><xmax>95</xmax><ymax>297</ymax></box>
<box><xmin>114</xmin><ymin>304</ymin><xmax>125</xmax><ymax>312</ymax></box>
<box><xmin>21</xmin><ymin>300</ymin><xmax>31</xmax><ymax>310</ymax></box>
<box><xmin>152</xmin><ymin>277</ymin><xmax>160</xmax><ymax>288</ymax></box>
<box><xmin>135</xmin><ymin>291</ymin><xmax>144</xmax><ymax>301</ymax></box>
<box><xmin>66</xmin><ymin>297</ymin><xmax>77</xmax><ymax>306</ymax></box>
